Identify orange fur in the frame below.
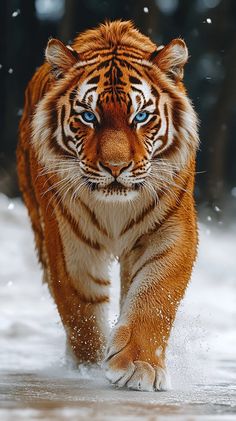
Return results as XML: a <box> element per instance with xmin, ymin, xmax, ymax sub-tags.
<box><xmin>17</xmin><ymin>21</ymin><xmax>199</xmax><ymax>391</ymax></box>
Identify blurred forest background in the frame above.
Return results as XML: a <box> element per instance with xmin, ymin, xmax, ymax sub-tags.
<box><xmin>0</xmin><ymin>0</ymin><xmax>236</xmax><ymax>219</ymax></box>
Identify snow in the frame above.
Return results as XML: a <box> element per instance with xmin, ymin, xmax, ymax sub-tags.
<box><xmin>11</xmin><ymin>9</ymin><xmax>20</xmax><ymax>18</ymax></box>
<box><xmin>0</xmin><ymin>193</ymin><xmax>235</xmax><ymax>419</ymax></box>
<box><xmin>231</xmin><ymin>187</ymin><xmax>236</xmax><ymax>198</ymax></box>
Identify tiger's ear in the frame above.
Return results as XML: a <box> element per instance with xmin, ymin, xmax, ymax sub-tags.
<box><xmin>150</xmin><ymin>39</ymin><xmax>188</xmax><ymax>82</ymax></box>
<box><xmin>45</xmin><ymin>38</ymin><xmax>79</xmax><ymax>79</ymax></box>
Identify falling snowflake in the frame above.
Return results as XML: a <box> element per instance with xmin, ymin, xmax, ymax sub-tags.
<box><xmin>143</xmin><ymin>7</ymin><xmax>149</xmax><ymax>13</ymax></box>
<box><xmin>206</xmin><ymin>18</ymin><xmax>212</xmax><ymax>23</ymax></box>
<box><xmin>11</xmin><ymin>9</ymin><xmax>20</xmax><ymax>18</ymax></box>
<box><xmin>8</xmin><ymin>68</ymin><xmax>13</xmax><ymax>74</ymax></box>
<box><xmin>231</xmin><ymin>187</ymin><xmax>236</xmax><ymax>198</ymax></box>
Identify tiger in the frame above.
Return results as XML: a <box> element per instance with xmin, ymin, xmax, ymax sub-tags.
<box><xmin>17</xmin><ymin>20</ymin><xmax>199</xmax><ymax>391</ymax></box>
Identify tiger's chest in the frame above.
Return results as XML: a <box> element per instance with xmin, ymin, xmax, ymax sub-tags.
<box><xmin>56</xmin><ymin>195</ymin><xmax>158</xmax><ymax>260</ymax></box>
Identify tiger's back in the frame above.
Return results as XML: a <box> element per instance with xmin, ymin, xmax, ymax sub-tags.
<box><xmin>17</xmin><ymin>20</ymin><xmax>199</xmax><ymax>391</ymax></box>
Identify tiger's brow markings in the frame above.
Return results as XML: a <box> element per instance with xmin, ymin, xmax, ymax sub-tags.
<box><xmin>145</xmin><ymin>98</ymin><xmax>155</xmax><ymax>107</ymax></box>
<box><xmin>74</xmin><ymin>100</ymin><xmax>90</xmax><ymax>109</ymax></box>
<box><xmin>81</xmin><ymin>86</ymin><xmax>98</xmax><ymax>103</ymax></box>
<box><xmin>81</xmin><ymin>56</ymin><xmax>147</xmax><ymax>107</ymax></box>
<box><xmin>77</xmin><ymin>55</ymin><xmax>149</xmax><ymax>110</ymax></box>
<box><xmin>87</xmin><ymin>76</ymin><xmax>100</xmax><ymax>84</ymax></box>
<box><xmin>102</xmin><ymin>58</ymin><xmax>155</xmax><ymax>109</ymax></box>
<box><xmin>130</xmin><ymin>86</ymin><xmax>146</xmax><ymax>107</ymax></box>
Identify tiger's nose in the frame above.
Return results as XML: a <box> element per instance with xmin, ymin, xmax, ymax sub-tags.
<box><xmin>99</xmin><ymin>161</ymin><xmax>132</xmax><ymax>177</ymax></box>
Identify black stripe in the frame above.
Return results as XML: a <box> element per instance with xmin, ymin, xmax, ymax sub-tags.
<box><xmin>88</xmin><ymin>76</ymin><xmax>100</xmax><ymax>84</ymax></box>
<box><xmin>131</xmin><ymin>246</ymin><xmax>174</xmax><ymax>282</ymax></box>
<box><xmin>121</xmin><ymin>199</ymin><xmax>157</xmax><ymax>235</ymax></box>
<box><xmin>129</xmin><ymin>76</ymin><xmax>142</xmax><ymax>84</ymax></box>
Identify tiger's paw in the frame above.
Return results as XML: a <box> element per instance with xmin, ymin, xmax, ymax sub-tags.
<box><xmin>105</xmin><ymin>359</ymin><xmax>169</xmax><ymax>391</ymax></box>
<box><xmin>103</xmin><ymin>324</ymin><xmax>170</xmax><ymax>391</ymax></box>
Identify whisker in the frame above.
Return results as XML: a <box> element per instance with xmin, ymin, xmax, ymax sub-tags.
<box><xmin>149</xmin><ymin>173</ymin><xmax>190</xmax><ymax>195</ymax></box>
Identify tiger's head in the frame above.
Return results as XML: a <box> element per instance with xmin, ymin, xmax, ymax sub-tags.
<box><xmin>33</xmin><ymin>21</ymin><xmax>199</xmax><ymax>203</ymax></box>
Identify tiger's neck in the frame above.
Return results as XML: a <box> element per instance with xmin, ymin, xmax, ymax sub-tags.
<box><xmin>77</xmin><ymin>189</ymin><xmax>154</xmax><ymax>238</ymax></box>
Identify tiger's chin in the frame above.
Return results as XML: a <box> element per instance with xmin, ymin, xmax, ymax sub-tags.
<box><xmin>91</xmin><ymin>181</ymin><xmax>140</xmax><ymax>202</ymax></box>
<box><xmin>93</xmin><ymin>189</ymin><xmax>139</xmax><ymax>202</ymax></box>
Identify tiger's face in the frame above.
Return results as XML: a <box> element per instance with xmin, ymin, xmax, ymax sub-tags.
<box><xmin>57</xmin><ymin>58</ymin><xmax>163</xmax><ymax>201</ymax></box>
<box><xmin>34</xmin><ymin>22</ymin><xmax>198</xmax><ymax>203</ymax></box>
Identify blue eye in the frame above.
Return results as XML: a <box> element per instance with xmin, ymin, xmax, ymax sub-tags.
<box><xmin>134</xmin><ymin>112</ymin><xmax>149</xmax><ymax>123</ymax></box>
<box><xmin>81</xmin><ymin>111</ymin><xmax>96</xmax><ymax>123</ymax></box>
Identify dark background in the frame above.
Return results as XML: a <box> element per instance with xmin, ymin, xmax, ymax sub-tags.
<box><xmin>1</xmin><ymin>0</ymin><xmax>236</xmax><ymax>219</ymax></box>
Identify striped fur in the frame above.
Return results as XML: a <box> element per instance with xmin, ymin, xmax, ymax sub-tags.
<box><xmin>17</xmin><ymin>21</ymin><xmax>199</xmax><ymax>391</ymax></box>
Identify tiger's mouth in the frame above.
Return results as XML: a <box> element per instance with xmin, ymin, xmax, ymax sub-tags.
<box><xmin>107</xmin><ymin>180</ymin><xmax>141</xmax><ymax>192</ymax></box>
<box><xmin>89</xmin><ymin>180</ymin><xmax>141</xmax><ymax>195</ymax></box>
<box><xmin>86</xmin><ymin>179</ymin><xmax>142</xmax><ymax>201</ymax></box>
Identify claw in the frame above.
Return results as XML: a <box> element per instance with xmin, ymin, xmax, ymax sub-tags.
<box><xmin>155</xmin><ymin>367</ymin><xmax>171</xmax><ymax>391</ymax></box>
<box><xmin>104</xmin><ymin>325</ymin><xmax>131</xmax><ymax>362</ymax></box>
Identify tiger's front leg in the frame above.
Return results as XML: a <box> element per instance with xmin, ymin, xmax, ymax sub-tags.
<box><xmin>104</xmin><ymin>218</ymin><xmax>197</xmax><ymax>391</ymax></box>
<box><xmin>41</xmin><ymin>204</ymin><xmax>112</xmax><ymax>365</ymax></box>
<box><xmin>33</xmin><ymin>168</ymin><xmax>112</xmax><ymax>365</ymax></box>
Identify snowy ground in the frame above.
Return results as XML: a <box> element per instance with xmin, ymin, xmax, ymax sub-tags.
<box><xmin>0</xmin><ymin>193</ymin><xmax>236</xmax><ymax>420</ymax></box>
